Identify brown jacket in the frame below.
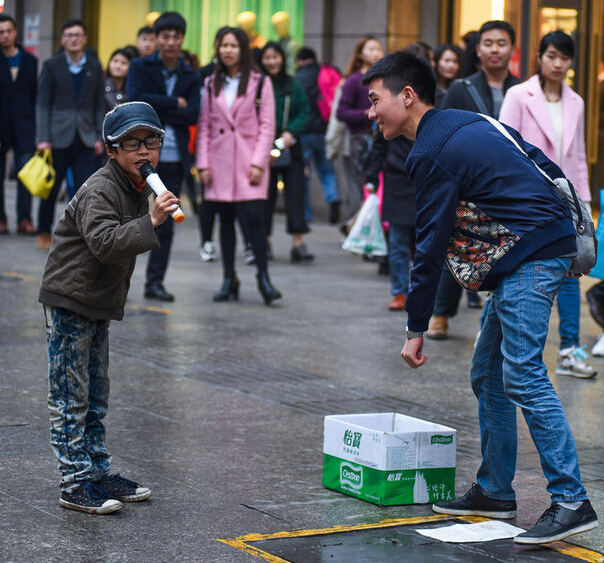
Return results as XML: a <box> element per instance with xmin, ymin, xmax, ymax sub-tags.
<box><xmin>39</xmin><ymin>159</ymin><xmax>160</xmax><ymax>320</ymax></box>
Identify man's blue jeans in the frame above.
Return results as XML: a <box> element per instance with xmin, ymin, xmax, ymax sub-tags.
<box><xmin>557</xmin><ymin>276</ymin><xmax>580</xmax><ymax>350</ymax></box>
<box><xmin>389</xmin><ymin>223</ymin><xmax>413</xmax><ymax>296</ymax></box>
<box><xmin>470</xmin><ymin>257</ymin><xmax>586</xmax><ymax>502</ymax></box>
<box><xmin>44</xmin><ymin>306</ymin><xmax>111</xmax><ymax>492</ymax></box>
<box><xmin>300</xmin><ymin>133</ymin><xmax>339</xmax><ymax>219</ymax></box>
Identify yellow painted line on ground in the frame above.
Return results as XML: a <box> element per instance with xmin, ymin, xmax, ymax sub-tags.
<box><xmin>545</xmin><ymin>541</ymin><xmax>604</xmax><ymax>563</ymax></box>
<box><xmin>218</xmin><ymin>514</ymin><xmax>604</xmax><ymax>562</ymax></box>
<box><xmin>1</xmin><ymin>272</ymin><xmax>35</xmax><ymax>282</ymax></box>
<box><xmin>128</xmin><ymin>305</ymin><xmax>172</xmax><ymax>315</ymax></box>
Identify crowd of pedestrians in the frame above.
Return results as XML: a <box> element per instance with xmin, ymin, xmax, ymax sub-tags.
<box><xmin>1</xmin><ymin>9</ymin><xmax>601</xmax><ymax>541</ymax></box>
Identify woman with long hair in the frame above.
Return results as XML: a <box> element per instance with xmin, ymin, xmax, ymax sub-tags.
<box><xmin>433</xmin><ymin>43</ymin><xmax>462</xmax><ymax>107</ymax></box>
<box><xmin>196</xmin><ymin>27</ymin><xmax>281</xmax><ymax>304</ymax></box>
<box><xmin>259</xmin><ymin>42</ymin><xmax>313</xmax><ymax>262</ymax></box>
<box><xmin>104</xmin><ymin>48</ymin><xmax>132</xmax><ymax>110</ymax></box>
<box><xmin>336</xmin><ymin>35</ymin><xmax>383</xmax><ymax>218</ymax></box>
<box><xmin>500</xmin><ymin>30</ymin><xmax>594</xmax><ymax>378</ymax></box>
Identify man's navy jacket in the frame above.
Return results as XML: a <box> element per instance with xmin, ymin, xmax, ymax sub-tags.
<box><xmin>405</xmin><ymin>108</ymin><xmax>575</xmax><ymax>332</ymax></box>
<box><xmin>127</xmin><ymin>53</ymin><xmax>200</xmax><ymax>173</ymax></box>
<box><xmin>0</xmin><ymin>45</ymin><xmax>37</xmax><ymax>153</ymax></box>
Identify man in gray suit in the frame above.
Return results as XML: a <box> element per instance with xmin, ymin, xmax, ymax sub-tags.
<box><xmin>35</xmin><ymin>19</ymin><xmax>105</xmax><ymax>250</ymax></box>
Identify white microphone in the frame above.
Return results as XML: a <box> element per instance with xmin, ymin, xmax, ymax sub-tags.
<box><xmin>139</xmin><ymin>163</ymin><xmax>185</xmax><ymax>223</ymax></box>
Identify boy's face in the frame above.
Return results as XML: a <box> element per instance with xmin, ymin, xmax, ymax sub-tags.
<box><xmin>106</xmin><ymin>128</ymin><xmax>161</xmax><ymax>185</ymax></box>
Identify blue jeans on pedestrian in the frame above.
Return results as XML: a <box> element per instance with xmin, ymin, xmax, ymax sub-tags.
<box><xmin>389</xmin><ymin>223</ymin><xmax>413</xmax><ymax>296</ymax></box>
<box><xmin>300</xmin><ymin>133</ymin><xmax>339</xmax><ymax>220</ymax></box>
<box><xmin>557</xmin><ymin>276</ymin><xmax>580</xmax><ymax>350</ymax></box>
<box><xmin>470</xmin><ymin>257</ymin><xmax>586</xmax><ymax>502</ymax></box>
<box><xmin>44</xmin><ymin>306</ymin><xmax>111</xmax><ymax>492</ymax></box>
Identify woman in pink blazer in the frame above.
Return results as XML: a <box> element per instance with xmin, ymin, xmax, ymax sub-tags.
<box><xmin>500</xmin><ymin>30</ymin><xmax>595</xmax><ymax>379</ymax></box>
<box><xmin>196</xmin><ymin>27</ymin><xmax>280</xmax><ymax>304</ymax></box>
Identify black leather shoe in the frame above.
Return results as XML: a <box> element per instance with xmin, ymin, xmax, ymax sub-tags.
<box><xmin>257</xmin><ymin>271</ymin><xmax>282</xmax><ymax>305</ymax></box>
<box><xmin>213</xmin><ymin>276</ymin><xmax>240</xmax><ymax>302</ymax></box>
<box><xmin>432</xmin><ymin>483</ymin><xmax>517</xmax><ymax>519</ymax></box>
<box><xmin>514</xmin><ymin>500</ymin><xmax>598</xmax><ymax>544</ymax></box>
<box><xmin>144</xmin><ymin>283</ymin><xmax>174</xmax><ymax>302</ymax></box>
<box><xmin>291</xmin><ymin>243</ymin><xmax>314</xmax><ymax>263</ymax></box>
<box><xmin>329</xmin><ymin>201</ymin><xmax>341</xmax><ymax>224</ymax></box>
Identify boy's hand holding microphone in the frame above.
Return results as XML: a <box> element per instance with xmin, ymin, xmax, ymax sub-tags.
<box><xmin>140</xmin><ymin>163</ymin><xmax>185</xmax><ymax>227</ymax></box>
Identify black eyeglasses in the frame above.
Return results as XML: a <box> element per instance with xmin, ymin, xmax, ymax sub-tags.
<box><xmin>112</xmin><ymin>136</ymin><xmax>163</xmax><ymax>152</ymax></box>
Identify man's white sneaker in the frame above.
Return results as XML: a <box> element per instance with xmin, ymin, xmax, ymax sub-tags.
<box><xmin>592</xmin><ymin>333</ymin><xmax>604</xmax><ymax>357</ymax></box>
<box><xmin>199</xmin><ymin>241</ymin><xmax>216</xmax><ymax>262</ymax></box>
<box><xmin>556</xmin><ymin>346</ymin><xmax>597</xmax><ymax>379</ymax></box>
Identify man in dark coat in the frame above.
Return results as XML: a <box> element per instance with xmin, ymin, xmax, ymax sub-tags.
<box><xmin>127</xmin><ymin>11</ymin><xmax>200</xmax><ymax>302</ymax></box>
<box><xmin>363</xmin><ymin>131</ymin><xmax>414</xmax><ymax>311</ymax></box>
<box><xmin>0</xmin><ymin>14</ymin><xmax>37</xmax><ymax>235</ymax></box>
<box><xmin>35</xmin><ymin>18</ymin><xmax>105</xmax><ymax>250</ymax></box>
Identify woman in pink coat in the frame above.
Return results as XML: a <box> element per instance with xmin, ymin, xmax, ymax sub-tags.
<box><xmin>196</xmin><ymin>27</ymin><xmax>280</xmax><ymax>304</ymax></box>
<box><xmin>500</xmin><ymin>30</ymin><xmax>595</xmax><ymax>379</ymax></box>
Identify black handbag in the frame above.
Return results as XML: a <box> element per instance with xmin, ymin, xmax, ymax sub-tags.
<box><xmin>271</xmin><ymin>95</ymin><xmax>292</xmax><ymax>169</ymax></box>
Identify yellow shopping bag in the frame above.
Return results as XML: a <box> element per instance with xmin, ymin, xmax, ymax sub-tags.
<box><xmin>17</xmin><ymin>149</ymin><xmax>56</xmax><ymax>199</ymax></box>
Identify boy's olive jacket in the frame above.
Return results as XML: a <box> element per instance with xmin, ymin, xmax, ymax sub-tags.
<box><xmin>39</xmin><ymin>159</ymin><xmax>160</xmax><ymax>320</ymax></box>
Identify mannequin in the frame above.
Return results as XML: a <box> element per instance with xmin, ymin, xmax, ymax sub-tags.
<box><xmin>236</xmin><ymin>11</ymin><xmax>266</xmax><ymax>50</ymax></box>
<box><xmin>271</xmin><ymin>11</ymin><xmax>298</xmax><ymax>74</ymax></box>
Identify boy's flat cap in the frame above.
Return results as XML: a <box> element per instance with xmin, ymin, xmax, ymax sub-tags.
<box><xmin>103</xmin><ymin>102</ymin><xmax>165</xmax><ymax>143</ymax></box>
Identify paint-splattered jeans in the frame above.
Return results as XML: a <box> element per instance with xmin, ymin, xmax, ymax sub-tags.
<box><xmin>44</xmin><ymin>306</ymin><xmax>112</xmax><ymax>492</ymax></box>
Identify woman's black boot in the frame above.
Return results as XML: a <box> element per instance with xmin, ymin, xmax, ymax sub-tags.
<box><xmin>256</xmin><ymin>271</ymin><xmax>282</xmax><ymax>305</ymax></box>
<box><xmin>213</xmin><ymin>275</ymin><xmax>240</xmax><ymax>302</ymax></box>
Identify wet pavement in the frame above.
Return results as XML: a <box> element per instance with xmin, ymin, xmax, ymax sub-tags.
<box><xmin>2</xmin><ymin>187</ymin><xmax>604</xmax><ymax>563</ymax></box>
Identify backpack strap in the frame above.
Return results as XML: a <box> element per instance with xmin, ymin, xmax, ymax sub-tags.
<box><xmin>206</xmin><ymin>77</ymin><xmax>213</xmax><ymax>112</ymax></box>
<box><xmin>254</xmin><ymin>74</ymin><xmax>266</xmax><ymax>118</ymax></box>
<box><xmin>460</xmin><ymin>79</ymin><xmax>489</xmax><ymax>115</ymax></box>
<box><xmin>481</xmin><ymin>113</ymin><xmax>586</xmax><ymax>227</ymax></box>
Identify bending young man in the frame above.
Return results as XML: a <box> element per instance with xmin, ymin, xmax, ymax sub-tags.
<box><xmin>363</xmin><ymin>50</ymin><xmax>597</xmax><ymax>545</ymax></box>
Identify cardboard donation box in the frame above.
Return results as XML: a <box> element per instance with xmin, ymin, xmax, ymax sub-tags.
<box><xmin>322</xmin><ymin>413</ymin><xmax>456</xmax><ymax>506</ymax></box>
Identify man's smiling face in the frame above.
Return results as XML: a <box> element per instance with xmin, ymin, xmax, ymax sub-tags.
<box><xmin>368</xmin><ymin>78</ymin><xmax>409</xmax><ymax>140</ymax></box>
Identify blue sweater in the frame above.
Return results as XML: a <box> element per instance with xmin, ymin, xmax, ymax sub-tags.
<box><xmin>405</xmin><ymin>109</ymin><xmax>575</xmax><ymax>332</ymax></box>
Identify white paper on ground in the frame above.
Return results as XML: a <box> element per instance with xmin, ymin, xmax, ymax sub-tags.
<box><xmin>415</xmin><ymin>521</ymin><xmax>526</xmax><ymax>543</ymax></box>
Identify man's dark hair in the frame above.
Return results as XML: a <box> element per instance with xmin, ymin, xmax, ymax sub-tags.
<box><xmin>296</xmin><ymin>46</ymin><xmax>317</xmax><ymax>62</ymax></box>
<box><xmin>361</xmin><ymin>50</ymin><xmax>436</xmax><ymax>106</ymax></box>
<box><xmin>0</xmin><ymin>14</ymin><xmax>17</xmax><ymax>29</ymax></box>
<box><xmin>153</xmin><ymin>12</ymin><xmax>186</xmax><ymax>35</ymax></box>
<box><xmin>539</xmin><ymin>30</ymin><xmax>574</xmax><ymax>59</ymax></box>
<box><xmin>137</xmin><ymin>26</ymin><xmax>154</xmax><ymax>37</ymax></box>
<box><xmin>478</xmin><ymin>20</ymin><xmax>515</xmax><ymax>45</ymax></box>
<box><xmin>61</xmin><ymin>19</ymin><xmax>87</xmax><ymax>35</ymax></box>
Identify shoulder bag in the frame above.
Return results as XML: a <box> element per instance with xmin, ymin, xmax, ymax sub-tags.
<box><xmin>482</xmin><ymin>114</ymin><xmax>596</xmax><ymax>275</ymax></box>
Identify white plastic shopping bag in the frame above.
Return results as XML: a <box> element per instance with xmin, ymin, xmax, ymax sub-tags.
<box><xmin>342</xmin><ymin>194</ymin><xmax>387</xmax><ymax>257</ymax></box>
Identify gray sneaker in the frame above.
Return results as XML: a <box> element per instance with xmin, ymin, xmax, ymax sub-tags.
<box><xmin>556</xmin><ymin>346</ymin><xmax>597</xmax><ymax>379</ymax></box>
